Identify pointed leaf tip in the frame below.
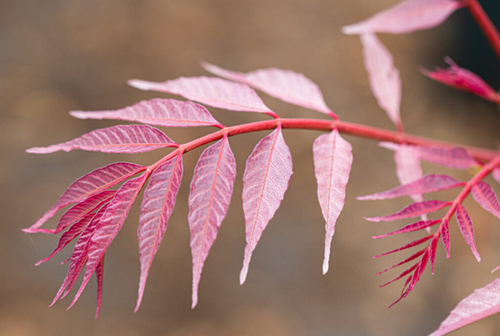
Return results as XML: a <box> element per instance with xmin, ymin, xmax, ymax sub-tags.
<box><xmin>429</xmin><ymin>279</ymin><xmax>500</xmax><ymax>336</ymax></box>
<box><xmin>241</xmin><ymin>128</ymin><xmax>293</xmax><ymax>283</ymax></box>
<box><xmin>360</xmin><ymin>33</ymin><xmax>402</xmax><ymax>128</ymax></box>
<box><xmin>189</xmin><ymin>137</ymin><xmax>236</xmax><ymax>310</ymax></box>
<box><xmin>342</xmin><ymin>0</ymin><xmax>463</xmax><ymax>35</ymax></box>
<box><xmin>313</xmin><ymin>129</ymin><xmax>353</xmax><ymax>275</ymax></box>
<box><xmin>136</xmin><ymin>155</ymin><xmax>183</xmax><ymax>312</ymax></box>
<box><xmin>202</xmin><ymin>62</ymin><xmax>334</xmax><ymax>116</ymax></box>
<box><xmin>456</xmin><ymin>204</ymin><xmax>480</xmax><ymax>262</ymax></box>
<box><xmin>129</xmin><ymin>76</ymin><xmax>274</xmax><ymax>114</ymax></box>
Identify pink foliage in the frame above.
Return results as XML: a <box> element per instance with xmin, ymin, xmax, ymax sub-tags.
<box><xmin>358</xmin><ymin>174</ymin><xmax>464</xmax><ymax>200</ymax></box>
<box><xmin>240</xmin><ymin>127</ymin><xmax>293</xmax><ymax>284</ymax></box>
<box><xmin>455</xmin><ymin>204</ymin><xmax>480</xmax><ymax>262</ymax></box>
<box><xmin>366</xmin><ymin>200</ymin><xmax>450</xmax><ymax>222</ymax></box>
<box><xmin>24</xmin><ymin>162</ymin><xmax>145</xmax><ymax>233</ymax></box>
<box><xmin>472</xmin><ymin>182</ymin><xmax>500</xmax><ymax>219</ymax></box>
<box><xmin>360</xmin><ymin>33</ymin><xmax>402</xmax><ymax>128</ymax></box>
<box><xmin>372</xmin><ymin>220</ymin><xmax>440</xmax><ymax>239</ymax></box>
<box><xmin>422</xmin><ymin>57</ymin><xmax>499</xmax><ymax>102</ymax></box>
<box><xmin>71</xmin><ymin>98</ymin><xmax>223</xmax><ymax>128</ymax></box>
<box><xmin>202</xmin><ymin>62</ymin><xmax>334</xmax><ymax>116</ymax></box>
<box><xmin>129</xmin><ymin>76</ymin><xmax>276</xmax><ymax>115</ymax></box>
<box><xmin>342</xmin><ymin>0</ymin><xmax>463</xmax><ymax>35</ymax></box>
<box><xmin>188</xmin><ymin>136</ymin><xmax>236</xmax><ymax>308</ymax></box>
<box><xmin>136</xmin><ymin>155</ymin><xmax>183</xmax><ymax>311</ymax></box>
<box><xmin>26</xmin><ymin>125</ymin><xmax>177</xmax><ymax>154</ymax></box>
<box><xmin>429</xmin><ymin>278</ymin><xmax>500</xmax><ymax>336</ymax></box>
<box><xmin>313</xmin><ymin>129</ymin><xmax>353</xmax><ymax>274</ymax></box>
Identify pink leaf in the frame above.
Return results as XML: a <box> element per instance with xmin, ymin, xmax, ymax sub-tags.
<box><xmin>50</xmin><ymin>203</ymin><xmax>109</xmax><ymax>305</ymax></box>
<box><xmin>373</xmin><ymin>220</ymin><xmax>441</xmax><ymax>239</ymax></box>
<box><xmin>380</xmin><ymin>142</ymin><xmax>423</xmax><ymax>203</ymax></box>
<box><xmin>189</xmin><ymin>136</ymin><xmax>237</xmax><ymax>308</ymax></box>
<box><xmin>313</xmin><ymin>129</ymin><xmax>353</xmax><ymax>274</ymax></box>
<box><xmin>36</xmin><ymin>211</ymin><xmax>97</xmax><ymax>266</ymax></box>
<box><xmin>472</xmin><ymin>182</ymin><xmax>500</xmax><ymax>220</ymax></box>
<box><xmin>360</xmin><ymin>33</ymin><xmax>402</xmax><ymax>128</ymax></box>
<box><xmin>24</xmin><ymin>162</ymin><xmax>145</xmax><ymax>233</ymax></box>
<box><xmin>357</xmin><ymin>174</ymin><xmax>463</xmax><ymax>201</ymax></box>
<box><xmin>70</xmin><ymin>98</ymin><xmax>223</xmax><ymax>128</ymax></box>
<box><xmin>95</xmin><ymin>256</ymin><xmax>104</xmax><ymax>319</ymax></box>
<box><xmin>374</xmin><ymin>234</ymin><xmax>433</xmax><ymax>258</ymax></box>
<box><xmin>422</xmin><ymin>57</ymin><xmax>499</xmax><ymax>102</ymax></box>
<box><xmin>380</xmin><ymin>263</ymin><xmax>418</xmax><ymax>287</ymax></box>
<box><xmin>493</xmin><ymin>168</ymin><xmax>500</xmax><ymax>184</ymax></box>
<box><xmin>136</xmin><ymin>155</ymin><xmax>183</xmax><ymax>312</ymax></box>
<box><xmin>429</xmin><ymin>278</ymin><xmax>500</xmax><ymax>336</ymax></box>
<box><xmin>69</xmin><ymin>173</ymin><xmax>149</xmax><ymax>309</ymax></box>
<box><xmin>366</xmin><ymin>200</ymin><xmax>450</xmax><ymax>222</ymax></box>
<box><xmin>441</xmin><ymin>219</ymin><xmax>451</xmax><ymax>258</ymax></box>
<box><xmin>455</xmin><ymin>204</ymin><xmax>480</xmax><ymax>262</ymax></box>
<box><xmin>342</xmin><ymin>0</ymin><xmax>463</xmax><ymax>35</ymax></box>
<box><xmin>26</xmin><ymin>125</ymin><xmax>177</xmax><ymax>154</ymax></box>
<box><xmin>405</xmin><ymin>144</ymin><xmax>478</xmax><ymax>169</ymax></box>
<box><xmin>429</xmin><ymin>235</ymin><xmax>439</xmax><ymax>274</ymax></box>
<box><xmin>240</xmin><ymin>127</ymin><xmax>293</xmax><ymax>284</ymax></box>
<box><xmin>129</xmin><ymin>76</ymin><xmax>275</xmax><ymax>116</ymax></box>
<box><xmin>202</xmin><ymin>63</ymin><xmax>334</xmax><ymax>116</ymax></box>
<box><xmin>376</xmin><ymin>249</ymin><xmax>426</xmax><ymax>276</ymax></box>
<box><xmin>40</xmin><ymin>190</ymin><xmax>116</xmax><ymax>235</ymax></box>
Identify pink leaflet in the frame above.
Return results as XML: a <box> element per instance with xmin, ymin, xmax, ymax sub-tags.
<box><xmin>429</xmin><ymin>235</ymin><xmax>439</xmax><ymax>274</ymax></box>
<box><xmin>129</xmin><ymin>76</ymin><xmax>275</xmax><ymax>115</ymax></box>
<box><xmin>441</xmin><ymin>219</ymin><xmax>451</xmax><ymax>258</ymax></box>
<box><xmin>188</xmin><ymin>137</ymin><xmax>237</xmax><ymax>308</ymax></box>
<box><xmin>24</xmin><ymin>162</ymin><xmax>145</xmax><ymax>233</ymax></box>
<box><xmin>26</xmin><ymin>125</ymin><xmax>177</xmax><ymax>154</ymax></box>
<box><xmin>69</xmin><ymin>173</ymin><xmax>149</xmax><ymax>309</ymax></box>
<box><xmin>422</xmin><ymin>57</ymin><xmax>498</xmax><ymax>102</ymax></box>
<box><xmin>202</xmin><ymin>62</ymin><xmax>334</xmax><ymax>116</ymax></box>
<box><xmin>342</xmin><ymin>0</ymin><xmax>463</xmax><ymax>35</ymax></box>
<box><xmin>407</xmin><ymin>144</ymin><xmax>477</xmax><ymax>169</ymax></box>
<box><xmin>136</xmin><ymin>155</ymin><xmax>183</xmax><ymax>312</ymax></box>
<box><xmin>380</xmin><ymin>142</ymin><xmax>423</xmax><ymax>203</ymax></box>
<box><xmin>493</xmin><ymin>168</ymin><xmax>500</xmax><ymax>184</ymax></box>
<box><xmin>50</xmin><ymin>203</ymin><xmax>108</xmax><ymax>306</ymax></box>
<box><xmin>313</xmin><ymin>129</ymin><xmax>353</xmax><ymax>274</ymax></box>
<box><xmin>372</xmin><ymin>220</ymin><xmax>441</xmax><ymax>239</ymax></box>
<box><xmin>376</xmin><ymin>249</ymin><xmax>426</xmax><ymax>276</ymax></box>
<box><xmin>36</xmin><ymin>211</ymin><xmax>96</xmax><ymax>266</ymax></box>
<box><xmin>360</xmin><ymin>33</ymin><xmax>402</xmax><ymax>128</ymax></box>
<box><xmin>429</xmin><ymin>278</ymin><xmax>500</xmax><ymax>336</ymax></box>
<box><xmin>366</xmin><ymin>200</ymin><xmax>450</xmax><ymax>222</ymax></box>
<box><xmin>374</xmin><ymin>234</ymin><xmax>433</xmax><ymax>258</ymax></box>
<box><xmin>455</xmin><ymin>204</ymin><xmax>480</xmax><ymax>262</ymax></box>
<box><xmin>95</xmin><ymin>256</ymin><xmax>104</xmax><ymax>319</ymax></box>
<box><xmin>41</xmin><ymin>190</ymin><xmax>116</xmax><ymax>235</ymax></box>
<box><xmin>357</xmin><ymin>174</ymin><xmax>463</xmax><ymax>201</ymax></box>
<box><xmin>240</xmin><ymin>127</ymin><xmax>293</xmax><ymax>284</ymax></box>
<box><xmin>472</xmin><ymin>182</ymin><xmax>500</xmax><ymax>220</ymax></box>
<box><xmin>70</xmin><ymin>98</ymin><xmax>223</xmax><ymax>128</ymax></box>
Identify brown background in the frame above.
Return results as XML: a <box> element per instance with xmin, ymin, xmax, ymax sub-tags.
<box><xmin>2</xmin><ymin>0</ymin><xmax>500</xmax><ymax>335</ymax></box>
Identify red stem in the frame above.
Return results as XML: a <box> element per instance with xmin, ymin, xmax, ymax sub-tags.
<box><xmin>149</xmin><ymin>118</ymin><xmax>500</xmax><ymax>171</ymax></box>
<box><xmin>465</xmin><ymin>0</ymin><xmax>500</xmax><ymax>61</ymax></box>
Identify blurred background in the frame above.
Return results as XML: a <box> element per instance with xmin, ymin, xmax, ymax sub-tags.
<box><xmin>2</xmin><ymin>0</ymin><xmax>500</xmax><ymax>335</ymax></box>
